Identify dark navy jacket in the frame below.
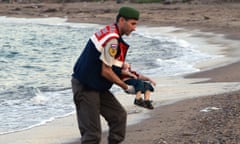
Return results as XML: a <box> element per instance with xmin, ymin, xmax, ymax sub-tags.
<box><xmin>72</xmin><ymin>24</ymin><xmax>129</xmax><ymax>91</ymax></box>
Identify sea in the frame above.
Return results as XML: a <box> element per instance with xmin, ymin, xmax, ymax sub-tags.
<box><xmin>0</xmin><ymin>16</ymin><xmax>220</xmax><ymax>135</ymax></box>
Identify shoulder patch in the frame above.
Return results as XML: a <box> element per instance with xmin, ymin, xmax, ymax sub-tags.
<box><xmin>109</xmin><ymin>44</ymin><xmax>118</xmax><ymax>57</ymax></box>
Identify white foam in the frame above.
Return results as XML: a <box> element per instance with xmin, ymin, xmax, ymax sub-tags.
<box><xmin>0</xmin><ymin>16</ymin><xmax>100</xmax><ymax>28</ymax></box>
<box><xmin>30</xmin><ymin>88</ymin><xmax>49</xmax><ymax>104</ymax></box>
<box><xmin>137</xmin><ymin>26</ymin><xmax>240</xmax><ymax>70</ymax></box>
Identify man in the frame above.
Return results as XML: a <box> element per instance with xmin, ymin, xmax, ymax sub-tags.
<box><xmin>71</xmin><ymin>7</ymin><xmax>140</xmax><ymax>144</ymax></box>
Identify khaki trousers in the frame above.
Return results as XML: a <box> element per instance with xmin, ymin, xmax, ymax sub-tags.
<box><xmin>71</xmin><ymin>78</ymin><xmax>127</xmax><ymax>144</ymax></box>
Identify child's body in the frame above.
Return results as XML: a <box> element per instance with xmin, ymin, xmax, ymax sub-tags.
<box><xmin>121</xmin><ymin>62</ymin><xmax>156</xmax><ymax>109</ymax></box>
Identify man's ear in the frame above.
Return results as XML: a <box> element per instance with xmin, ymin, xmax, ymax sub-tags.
<box><xmin>119</xmin><ymin>17</ymin><xmax>126</xmax><ymax>23</ymax></box>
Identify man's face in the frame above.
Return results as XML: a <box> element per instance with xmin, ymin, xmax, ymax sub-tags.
<box><xmin>119</xmin><ymin>18</ymin><xmax>138</xmax><ymax>36</ymax></box>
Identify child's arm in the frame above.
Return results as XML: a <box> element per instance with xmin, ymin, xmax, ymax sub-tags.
<box><xmin>121</xmin><ymin>69</ymin><xmax>138</xmax><ymax>79</ymax></box>
<box><xmin>138</xmin><ymin>74</ymin><xmax>156</xmax><ymax>86</ymax></box>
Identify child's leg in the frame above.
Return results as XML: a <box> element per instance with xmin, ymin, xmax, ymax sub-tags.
<box><xmin>143</xmin><ymin>90</ymin><xmax>151</xmax><ymax>100</ymax></box>
<box><xmin>124</xmin><ymin>79</ymin><xmax>146</xmax><ymax>107</ymax></box>
<box><xmin>134</xmin><ymin>92</ymin><xmax>145</xmax><ymax>107</ymax></box>
<box><xmin>124</xmin><ymin>79</ymin><xmax>144</xmax><ymax>100</ymax></box>
<box><xmin>143</xmin><ymin>90</ymin><xmax>154</xmax><ymax>109</ymax></box>
<box><xmin>143</xmin><ymin>82</ymin><xmax>154</xmax><ymax>109</ymax></box>
<box><xmin>135</xmin><ymin>91</ymin><xmax>142</xmax><ymax>100</ymax></box>
<box><xmin>143</xmin><ymin>82</ymin><xmax>154</xmax><ymax>101</ymax></box>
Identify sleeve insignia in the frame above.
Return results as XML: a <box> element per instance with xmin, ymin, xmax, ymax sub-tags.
<box><xmin>109</xmin><ymin>44</ymin><xmax>118</xmax><ymax>57</ymax></box>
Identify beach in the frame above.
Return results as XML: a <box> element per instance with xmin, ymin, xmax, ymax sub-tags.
<box><xmin>1</xmin><ymin>1</ymin><xmax>240</xmax><ymax>144</ymax></box>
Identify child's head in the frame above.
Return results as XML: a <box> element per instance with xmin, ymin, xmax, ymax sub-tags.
<box><xmin>122</xmin><ymin>62</ymin><xmax>130</xmax><ymax>70</ymax></box>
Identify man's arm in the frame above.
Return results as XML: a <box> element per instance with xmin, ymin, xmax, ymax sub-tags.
<box><xmin>102</xmin><ymin>63</ymin><xmax>128</xmax><ymax>90</ymax></box>
<box><xmin>99</xmin><ymin>38</ymin><xmax>134</xmax><ymax>92</ymax></box>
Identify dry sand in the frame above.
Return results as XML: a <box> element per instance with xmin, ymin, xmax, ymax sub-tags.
<box><xmin>1</xmin><ymin>1</ymin><xmax>240</xmax><ymax>144</ymax></box>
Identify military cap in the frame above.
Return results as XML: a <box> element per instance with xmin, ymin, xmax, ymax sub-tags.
<box><xmin>118</xmin><ymin>6</ymin><xmax>140</xmax><ymax>20</ymax></box>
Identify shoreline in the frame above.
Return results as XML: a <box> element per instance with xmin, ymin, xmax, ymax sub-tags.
<box><xmin>1</xmin><ymin>21</ymin><xmax>240</xmax><ymax>144</ymax></box>
<box><xmin>0</xmin><ymin>2</ymin><xmax>240</xmax><ymax>144</ymax></box>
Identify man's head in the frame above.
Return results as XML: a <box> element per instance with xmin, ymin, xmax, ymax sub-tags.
<box><xmin>116</xmin><ymin>7</ymin><xmax>140</xmax><ymax>36</ymax></box>
<box><xmin>117</xmin><ymin>7</ymin><xmax>140</xmax><ymax>21</ymax></box>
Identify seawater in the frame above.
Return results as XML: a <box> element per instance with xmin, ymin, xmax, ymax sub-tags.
<box><xmin>0</xmin><ymin>17</ymin><xmax>217</xmax><ymax>134</ymax></box>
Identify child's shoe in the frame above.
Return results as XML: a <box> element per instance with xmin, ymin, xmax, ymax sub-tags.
<box><xmin>134</xmin><ymin>98</ymin><xmax>145</xmax><ymax>107</ymax></box>
<box><xmin>144</xmin><ymin>100</ymin><xmax>154</xmax><ymax>110</ymax></box>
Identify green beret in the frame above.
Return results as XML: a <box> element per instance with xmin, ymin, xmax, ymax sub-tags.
<box><xmin>118</xmin><ymin>6</ymin><xmax>140</xmax><ymax>20</ymax></box>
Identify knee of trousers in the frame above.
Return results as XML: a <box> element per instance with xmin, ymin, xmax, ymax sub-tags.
<box><xmin>110</xmin><ymin>109</ymin><xmax>127</xmax><ymax>125</ymax></box>
<box><xmin>117</xmin><ymin>109</ymin><xmax>127</xmax><ymax>123</ymax></box>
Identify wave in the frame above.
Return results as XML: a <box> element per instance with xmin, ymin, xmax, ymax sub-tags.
<box><xmin>0</xmin><ymin>17</ymin><xmax>224</xmax><ymax>135</ymax></box>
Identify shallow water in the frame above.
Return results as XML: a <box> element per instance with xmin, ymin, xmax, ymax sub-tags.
<box><xmin>0</xmin><ymin>17</ymin><xmax>218</xmax><ymax>134</ymax></box>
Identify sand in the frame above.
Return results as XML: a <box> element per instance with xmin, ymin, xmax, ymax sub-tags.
<box><xmin>0</xmin><ymin>1</ymin><xmax>240</xmax><ymax>144</ymax></box>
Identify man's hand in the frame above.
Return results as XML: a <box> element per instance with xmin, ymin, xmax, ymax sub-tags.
<box><xmin>125</xmin><ymin>85</ymin><xmax>135</xmax><ymax>94</ymax></box>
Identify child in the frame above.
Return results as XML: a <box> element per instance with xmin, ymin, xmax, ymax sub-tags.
<box><xmin>121</xmin><ymin>62</ymin><xmax>156</xmax><ymax>109</ymax></box>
